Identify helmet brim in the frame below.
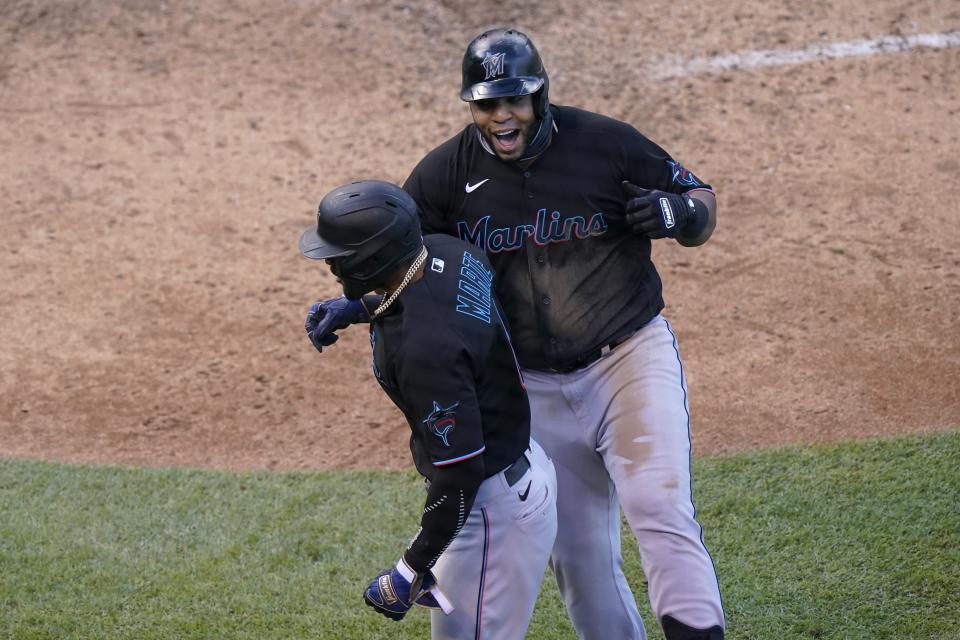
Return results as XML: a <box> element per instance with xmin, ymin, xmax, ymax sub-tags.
<box><xmin>460</xmin><ymin>77</ymin><xmax>544</xmax><ymax>102</ymax></box>
<box><xmin>298</xmin><ymin>227</ymin><xmax>355</xmax><ymax>260</ymax></box>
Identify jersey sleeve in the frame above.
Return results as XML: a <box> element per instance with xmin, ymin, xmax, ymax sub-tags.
<box><xmin>403</xmin><ymin>151</ymin><xmax>455</xmax><ymax>236</ymax></box>
<box><xmin>620</xmin><ymin>124</ymin><xmax>712</xmax><ymax>195</ymax></box>
<box><xmin>394</xmin><ymin>332</ymin><xmax>485</xmax><ymax>467</ymax></box>
<box><xmin>403</xmin><ymin>454</ymin><xmax>483</xmax><ymax>572</ymax></box>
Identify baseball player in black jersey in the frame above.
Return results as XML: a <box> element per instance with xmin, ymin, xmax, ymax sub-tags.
<box><xmin>299</xmin><ymin>179</ymin><xmax>557</xmax><ymax>639</ymax></box>
<box><xmin>304</xmin><ymin>29</ymin><xmax>725</xmax><ymax>640</ymax></box>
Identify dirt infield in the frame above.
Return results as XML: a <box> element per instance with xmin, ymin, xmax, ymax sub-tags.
<box><xmin>1</xmin><ymin>1</ymin><xmax>958</xmax><ymax>471</ymax></box>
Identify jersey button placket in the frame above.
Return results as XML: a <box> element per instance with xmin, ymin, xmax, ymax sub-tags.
<box><xmin>547</xmin><ymin>336</ymin><xmax>559</xmax><ymax>362</ymax></box>
<box><xmin>527</xmin><ymin>170</ymin><xmax>546</xmax><ymax>266</ymax></box>
<box><xmin>523</xmin><ymin>169</ymin><xmax>551</xmax><ymax>361</ymax></box>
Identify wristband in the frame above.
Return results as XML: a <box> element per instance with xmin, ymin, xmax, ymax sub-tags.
<box><xmin>358</xmin><ymin>294</ymin><xmax>383</xmax><ymax>323</ymax></box>
<box><xmin>396</xmin><ymin>557</ymin><xmax>418</xmax><ymax>583</ymax></box>
<box><xmin>678</xmin><ymin>195</ymin><xmax>709</xmax><ymax>240</ymax></box>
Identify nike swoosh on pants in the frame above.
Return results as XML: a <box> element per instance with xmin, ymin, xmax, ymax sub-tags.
<box><xmin>518</xmin><ymin>480</ymin><xmax>532</xmax><ymax>501</ymax></box>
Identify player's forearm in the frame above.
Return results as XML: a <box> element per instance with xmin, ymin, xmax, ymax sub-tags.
<box><xmin>404</xmin><ymin>456</ymin><xmax>484</xmax><ymax>573</ymax></box>
<box><xmin>677</xmin><ymin>188</ymin><xmax>717</xmax><ymax>247</ymax></box>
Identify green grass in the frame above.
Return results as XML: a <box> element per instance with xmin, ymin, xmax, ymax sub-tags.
<box><xmin>1</xmin><ymin>430</ymin><xmax>958</xmax><ymax>639</ymax></box>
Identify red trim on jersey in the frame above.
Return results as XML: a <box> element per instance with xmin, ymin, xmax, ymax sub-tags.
<box><xmin>433</xmin><ymin>446</ymin><xmax>486</xmax><ymax>467</ymax></box>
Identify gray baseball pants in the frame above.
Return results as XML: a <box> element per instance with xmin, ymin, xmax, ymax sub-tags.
<box><xmin>523</xmin><ymin>314</ymin><xmax>724</xmax><ymax>639</ymax></box>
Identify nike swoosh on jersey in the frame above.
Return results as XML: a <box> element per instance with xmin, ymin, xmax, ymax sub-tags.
<box><xmin>464</xmin><ymin>178</ymin><xmax>490</xmax><ymax>194</ymax></box>
<box><xmin>518</xmin><ymin>480</ymin><xmax>532</xmax><ymax>501</ymax></box>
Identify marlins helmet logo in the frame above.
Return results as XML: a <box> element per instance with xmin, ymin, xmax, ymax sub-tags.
<box><xmin>482</xmin><ymin>52</ymin><xmax>506</xmax><ymax>80</ymax></box>
<box><xmin>422</xmin><ymin>401</ymin><xmax>460</xmax><ymax>447</ymax></box>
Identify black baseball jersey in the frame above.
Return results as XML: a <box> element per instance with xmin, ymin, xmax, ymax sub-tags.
<box><xmin>369</xmin><ymin>234</ymin><xmax>530</xmax><ymax>481</ymax></box>
<box><xmin>403</xmin><ymin>104</ymin><xmax>712</xmax><ymax>370</ymax></box>
<box><xmin>370</xmin><ymin>234</ymin><xmax>531</xmax><ymax>571</ymax></box>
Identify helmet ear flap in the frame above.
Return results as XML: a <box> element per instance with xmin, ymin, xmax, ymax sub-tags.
<box><xmin>533</xmin><ymin>80</ymin><xmax>549</xmax><ymax>118</ymax></box>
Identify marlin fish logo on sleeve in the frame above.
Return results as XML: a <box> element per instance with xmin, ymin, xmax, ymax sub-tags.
<box><xmin>667</xmin><ymin>160</ymin><xmax>703</xmax><ymax>188</ymax></box>
<box><xmin>422</xmin><ymin>401</ymin><xmax>461</xmax><ymax>447</ymax></box>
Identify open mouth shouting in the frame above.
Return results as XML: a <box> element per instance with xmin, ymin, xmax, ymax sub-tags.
<box><xmin>470</xmin><ymin>94</ymin><xmax>536</xmax><ymax>162</ymax></box>
<box><xmin>492</xmin><ymin>128</ymin><xmax>523</xmax><ymax>155</ymax></box>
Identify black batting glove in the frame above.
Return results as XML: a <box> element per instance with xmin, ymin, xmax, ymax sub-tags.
<box><xmin>621</xmin><ymin>181</ymin><xmax>699</xmax><ymax>239</ymax></box>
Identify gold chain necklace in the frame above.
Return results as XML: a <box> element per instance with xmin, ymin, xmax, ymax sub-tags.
<box><xmin>372</xmin><ymin>247</ymin><xmax>429</xmax><ymax>318</ymax></box>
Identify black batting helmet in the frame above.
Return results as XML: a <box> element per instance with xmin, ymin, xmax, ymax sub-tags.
<box><xmin>460</xmin><ymin>28</ymin><xmax>550</xmax><ymax>117</ymax></box>
<box><xmin>299</xmin><ymin>180</ymin><xmax>423</xmax><ymax>298</ymax></box>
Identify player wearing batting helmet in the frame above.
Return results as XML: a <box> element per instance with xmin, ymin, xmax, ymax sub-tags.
<box><xmin>300</xmin><ymin>179</ymin><xmax>558</xmax><ymax>638</ymax></box>
<box><xmin>303</xmin><ymin>28</ymin><xmax>724</xmax><ymax>640</ymax></box>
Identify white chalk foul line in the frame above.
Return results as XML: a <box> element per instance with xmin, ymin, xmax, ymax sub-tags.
<box><xmin>656</xmin><ymin>30</ymin><xmax>960</xmax><ymax>78</ymax></box>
